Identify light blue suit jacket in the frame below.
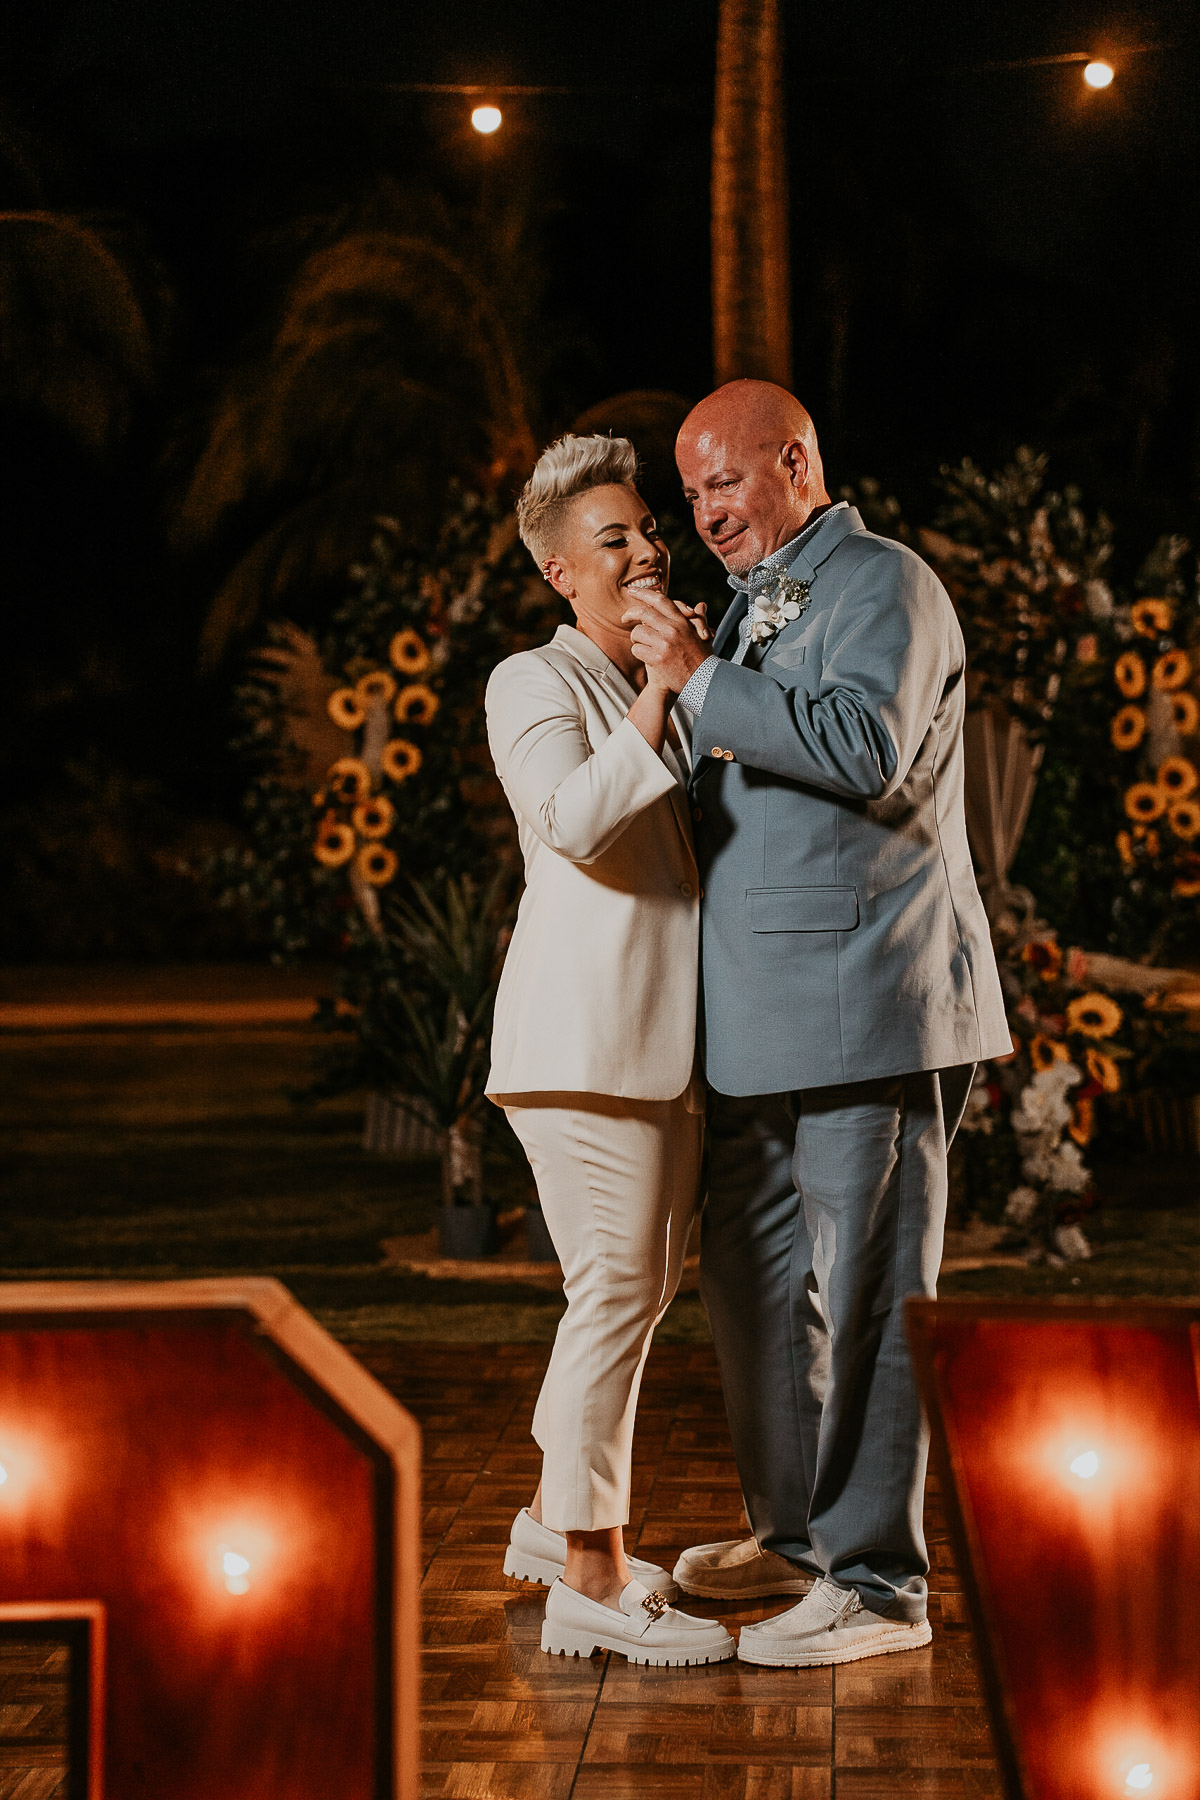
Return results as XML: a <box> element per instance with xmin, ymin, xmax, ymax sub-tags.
<box><xmin>690</xmin><ymin>505</ymin><xmax>1010</xmax><ymax>1095</ymax></box>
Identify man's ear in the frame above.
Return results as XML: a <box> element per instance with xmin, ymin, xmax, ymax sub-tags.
<box><xmin>780</xmin><ymin>438</ymin><xmax>810</xmax><ymax>489</ymax></box>
<box><xmin>541</xmin><ymin>554</ymin><xmax>575</xmax><ymax>602</ymax></box>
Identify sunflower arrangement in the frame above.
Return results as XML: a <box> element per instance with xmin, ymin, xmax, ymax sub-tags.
<box><xmin>958</xmin><ymin>930</ymin><xmax>1136</xmax><ymax>1259</ymax></box>
<box><xmin>1106</xmin><ymin>572</ymin><xmax>1200</xmax><ymax>926</ymax></box>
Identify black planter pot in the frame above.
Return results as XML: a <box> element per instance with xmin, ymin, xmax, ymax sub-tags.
<box><xmin>437</xmin><ymin>1204</ymin><xmax>499</xmax><ymax>1260</ymax></box>
<box><xmin>523</xmin><ymin>1205</ymin><xmax>558</xmax><ymax>1264</ymax></box>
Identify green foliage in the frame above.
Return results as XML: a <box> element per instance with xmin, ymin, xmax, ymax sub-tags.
<box><xmin>350</xmin><ymin>872</ymin><xmax>516</xmax><ymax>1134</ymax></box>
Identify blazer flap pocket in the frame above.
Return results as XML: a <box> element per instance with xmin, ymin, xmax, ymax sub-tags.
<box><xmin>766</xmin><ymin>640</ymin><xmax>806</xmax><ymax>670</ymax></box>
<box><xmin>748</xmin><ymin>885</ymin><xmax>859</xmax><ymax>932</ymax></box>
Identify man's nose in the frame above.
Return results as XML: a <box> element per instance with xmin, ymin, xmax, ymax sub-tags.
<box><xmin>696</xmin><ymin>495</ymin><xmax>726</xmax><ymax>533</ymax></box>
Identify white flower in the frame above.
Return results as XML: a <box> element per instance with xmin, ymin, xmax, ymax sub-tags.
<box><xmin>750</xmin><ymin>574</ymin><xmax>811</xmax><ymax>644</ymax></box>
<box><xmin>1005</xmin><ymin>1185</ymin><xmax>1040</xmax><ymax>1226</ymax></box>
<box><xmin>1054</xmin><ymin>1223</ymin><xmax>1092</xmax><ymax>1262</ymax></box>
<box><xmin>1045</xmin><ymin>1139</ymin><xmax>1091</xmax><ymax>1194</ymax></box>
<box><xmin>1011</xmin><ymin>1085</ymin><xmax>1070</xmax><ymax>1138</ymax></box>
<box><xmin>1034</xmin><ymin>1061</ymin><xmax>1083</xmax><ymax>1096</ymax></box>
<box><xmin>960</xmin><ymin>1087</ymin><xmax>994</xmax><ymax>1135</ymax></box>
<box><xmin>1022</xmin><ymin>1145</ymin><xmax>1055</xmax><ymax>1184</ymax></box>
<box><xmin>1084</xmin><ymin>580</ymin><xmax>1114</xmax><ymax>622</ymax></box>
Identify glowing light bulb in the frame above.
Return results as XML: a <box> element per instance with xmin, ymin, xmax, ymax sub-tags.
<box><xmin>221</xmin><ymin>1547</ymin><xmax>251</xmax><ymax>1595</ymax></box>
<box><xmin>1069</xmin><ymin>1449</ymin><xmax>1100</xmax><ymax>1479</ymax></box>
<box><xmin>1125</xmin><ymin>1766</ymin><xmax>1153</xmax><ymax>1792</ymax></box>
<box><xmin>471</xmin><ymin>105</ymin><xmax>502</xmax><ymax>135</ymax></box>
<box><xmin>1084</xmin><ymin>61</ymin><xmax>1114</xmax><ymax>89</ymax></box>
<box><xmin>0</xmin><ymin>1465</ymin><xmax>7</xmax><ymax>1487</ymax></box>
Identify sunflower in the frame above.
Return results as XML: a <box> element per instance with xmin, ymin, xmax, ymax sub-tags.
<box><xmin>1152</xmin><ymin>649</ymin><xmax>1192</xmax><ymax>692</ymax></box>
<box><xmin>327</xmin><ymin>687</ymin><xmax>366</xmax><ymax>731</ymax></box>
<box><xmin>1085</xmin><ymin>1046</ymin><xmax>1121</xmax><ymax>1093</ymax></box>
<box><xmin>1142</xmin><ymin>828</ymin><xmax>1162</xmax><ymax>859</ymax></box>
<box><xmin>1114</xmin><ymin>651</ymin><xmax>1146</xmax><ymax>698</ymax></box>
<box><xmin>1021</xmin><ymin>939</ymin><xmax>1062</xmax><ymax>980</ymax></box>
<box><xmin>1030</xmin><ymin>1033</ymin><xmax>1071</xmax><ymax>1072</ymax></box>
<box><xmin>354</xmin><ymin>670</ymin><xmax>397</xmax><ymax>710</ymax></box>
<box><xmin>314</xmin><ymin>817</ymin><xmax>355</xmax><ymax>868</ymax></box>
<box><xmin>1065</xmin><ymin>992</ymin><xmax>1124</xmax><ymax>1039</ymax></box>
<box><xmin>394</xmin><ymin>682</ymin><xmax>440</xmax><ymax>726</ymax></box>
<box><xmin>1170</xmin><ymin>692</ymin><xmax>1199</xmax><ymax>735</ymax></box>
<box><xmin>327</xmin><ymin>756</ymin><xmax>371</xmax><ymax>802</ymax></box>
<box><xmin>1110</xmin><ymin>705</ymin><xmax>1146</xmax><ymax>751</ymax></box>
<box><xmin>1124</xmin><ymin>782</ymin><xmax>1165</xmax><ymax>822</ymax></box>
<box><xmin>352</xmin><ymin>795</ymin><xmax>395</xmax><ymax>840</ymax></box>
<box><xmin>1130</xmin><ymin>597</ymin><xmax>1174</xmax><ymax>638</ymax></box>
<box><xmin>356</xmin><ymin>843</ymin><xmax>398</xmax><ymax>887</ymax></box>
<box><xmin>1068</xmin><ymin>1096</ymin><xmax>1095</xmax><ymax>1146</ymax></box>
<box><xmin>1157</xmin><ymin>755</ymin><xmax>1198</xmax><ymax>800</ymax></box>
<box><xmin>380</xmin><ymin>737</ymin><xmax>423</xmax><ymax>783</ymax></box>
<box><xmin>1174</xmin><ymin>874</ymin><xmax>1200</xmax><ymax>898</ymax></box>
<box><xmin>1168</xmin><ymin>799</ymin><xmax>1200</xmax><ymax>842</ymax></box>
<box><xmin>389</xmin><ymin>629</ymin><xmax>431</xmax><ymax>675</ymax></box>
<box><xmin>1115</xmin><ymin>829</ymin><xmax>1135</xmax><ymax>870</ymax></box>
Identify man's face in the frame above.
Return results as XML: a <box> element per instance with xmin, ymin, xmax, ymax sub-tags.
<box><xmin>677</xmin><ymin>428</ymin><xmax>809</xmax><ymax>577</ymax></box>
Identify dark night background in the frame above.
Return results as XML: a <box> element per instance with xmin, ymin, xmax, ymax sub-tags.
<box><xmin>2</xmin><ymin>0</ymin><xmax>1197</xmax><ymax>958</ymax></box>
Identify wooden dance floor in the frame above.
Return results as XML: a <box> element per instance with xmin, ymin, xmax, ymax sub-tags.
<box><xmin>355</xmin><ymin>1341</ymin><xmax>1003</xmax><ymax>1800</ymax></box>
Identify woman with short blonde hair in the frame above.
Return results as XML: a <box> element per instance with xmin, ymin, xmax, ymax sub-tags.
<box><xmin>487</xmin><ymin>434</ymin><xmax>732</xmax><ymax>1667</ymax></box>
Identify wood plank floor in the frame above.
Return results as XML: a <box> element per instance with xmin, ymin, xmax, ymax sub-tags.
<box><xmin>354</xmin><ymin>1342</ymin><xmax>1004</xmax><ymax>1800</ymax></box>
<box><xmin>0</xmin><ymin>1640</ymin><xmax>68</xmax><ymax>1800</ymax></box>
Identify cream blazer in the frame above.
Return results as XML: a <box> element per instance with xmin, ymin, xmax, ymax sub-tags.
<box><xmin>485</xmin><ymin>624</ymin><xmax>700</xmax><ymax>1104</ymax></box>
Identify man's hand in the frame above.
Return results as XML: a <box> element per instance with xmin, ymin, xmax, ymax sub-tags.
<box><xmin>623</xmin><ymin>594</ymin><xmax>712</xmax><ymax>692</ymax></box>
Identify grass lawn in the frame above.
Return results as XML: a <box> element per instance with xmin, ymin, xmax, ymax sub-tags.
<box><xmin>1</xmin><ymin>1027</ymin><xmax>1195</xmax><ymax>1341</ymax></box>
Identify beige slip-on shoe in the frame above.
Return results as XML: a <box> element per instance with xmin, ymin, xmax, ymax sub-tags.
<box><xmin>504</xmin><ymin>1508</ymin><xmax>679</xmax><ymax>1600</ymax></box>
<box><xmin>737</xmin><ymin>1576</ymin><xmax>932</xmax><ymax>1667</ymax></box>
<box><xmin>541</xmin><ymin>1577</ymin><xmax>736</xmax><ymax>1667</ymax></box>
<box><xmin>672</xmin><ymin>1535</ymin><xmax>814</xmax><ymax>1599</ymax></box>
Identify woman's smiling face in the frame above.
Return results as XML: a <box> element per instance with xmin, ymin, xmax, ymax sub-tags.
<box><xmin>543</xmin><ymin>484</ymin><xmax>670</xmax><ymax>632</ymax></box>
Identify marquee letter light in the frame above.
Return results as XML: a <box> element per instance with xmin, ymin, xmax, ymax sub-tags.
<box><xmin>0</xmin><ymin>1278</ymin><xmax>420</xmax><ymax>1799</ymax></box>
<box><xmin>907</xmin><ymin>1299</ymin><xmax>1199</xmax><ymax>1800</ymax></box>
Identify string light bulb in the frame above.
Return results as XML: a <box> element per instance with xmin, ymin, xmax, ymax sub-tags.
<box><xmin>471</xmin><ymin>105</ymin><xmax>502</xmax><ymax>134</ymax></box>
<box><xmin>1084</xmin><ymin>61</ymin><xmax>1115</xmax><ymax>89</ymax></box>
<box><xmin>1124</xmin><ymin>1766</ymin><xmax>1153</xmax><ymax>1792</ymax></box>
<box><xmin>1069</xmin><ymin>1449</ymin><xmax>1100</xmax><ymax>1480</ymax></box>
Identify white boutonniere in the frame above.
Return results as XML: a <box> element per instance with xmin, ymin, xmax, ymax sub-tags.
<box><xmin>749</xmin><ymin>573</ymin><xmax>812</xmax><ymax>644</ymax></box>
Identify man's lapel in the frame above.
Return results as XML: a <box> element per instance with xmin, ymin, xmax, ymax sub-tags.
<box><xmin>785</xmin><ymin>505</ymin><xmax>862</xmax><ymax>585</ymax></box>
<box><xmin>711</xmin><ymin>592</ymin><xmax>748</xmax><ymax>660</ymax></box>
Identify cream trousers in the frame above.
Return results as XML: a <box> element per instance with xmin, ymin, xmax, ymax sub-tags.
<box><xmin>503</xmin><ymin>1094</ymin><xmax>702</xmax><ymax>1532</ymax></box>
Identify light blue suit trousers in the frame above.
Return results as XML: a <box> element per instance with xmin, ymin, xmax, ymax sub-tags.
<box><xmin>700</xmin><ymin>1065</ymin><xmax>974</xmax><ymax>1622</ymax></box>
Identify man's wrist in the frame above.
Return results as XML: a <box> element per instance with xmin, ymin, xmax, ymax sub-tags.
<box><xmin>679</xmin><ymin>655</ymin><xmax>721</xmax><ymax>716</ymax></box>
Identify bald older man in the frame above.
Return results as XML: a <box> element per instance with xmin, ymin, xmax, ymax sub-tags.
<box><xmin>624</xmin><ymin>381</ymin><xmax>1009</xmax><ymax>1667</ymax></box>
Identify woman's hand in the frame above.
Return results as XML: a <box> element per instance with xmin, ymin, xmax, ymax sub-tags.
<box><xmin>624</xmin><ymin>593</ymin><xmax>712</xmax><ymax>692</ymax></box>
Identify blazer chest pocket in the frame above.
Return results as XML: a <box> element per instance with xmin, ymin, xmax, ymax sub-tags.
<box><xmin>766</xmin><ymin>641</ymin><xmax>806</xmax><ymax>670</ymax></box>
<box><xmin>748</xmin><ymin>886</ymin><xmax>859</xmax><ymax>932</ymax></box>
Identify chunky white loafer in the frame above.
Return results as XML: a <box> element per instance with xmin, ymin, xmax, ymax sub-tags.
<box><xmin>504</xmin><ymin>1508</ymin><xmax>678</xmax><ymax>1600</ymax></box>
<box><xmin>541</xmin><ymin>1578</ymin><xmax>736</xmax><ymax>1667</ymax></box>
<box><xmin>673</xmin><ymin>1535</ymin><xmax>814</xmax><ymax>1600</ymax></box>
<box><xmin>737</xmin><ymin>1577</ymin><xmax>932</xmax><ymax>1667</ymax></box>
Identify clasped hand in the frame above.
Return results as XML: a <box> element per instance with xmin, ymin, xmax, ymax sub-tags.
<box><xmin>622</xmin><ymin>593</ymin><xmax>712</xmax><ymax>694</ymax></box>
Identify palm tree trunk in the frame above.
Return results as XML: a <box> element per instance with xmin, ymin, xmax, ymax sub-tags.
<box><xmin>711</xmin><ymin>0</ymin><xmax>792</xmax><ymax>388</ymax></box>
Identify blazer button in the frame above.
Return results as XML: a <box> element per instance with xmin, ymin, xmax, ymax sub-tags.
<box><xmin>710</xmin><ymin>745</ymin><xmax>723</xmax><ymax>757</ymax></box>
<box><xmin>679</xmin><ymin>881</ymin><xmax>693</xmax><ymax>897</ymax></box>
<box><xmin>723</xmin><ymin>749</ymin><xmax>735</xmax><ymax>761</ymax></box>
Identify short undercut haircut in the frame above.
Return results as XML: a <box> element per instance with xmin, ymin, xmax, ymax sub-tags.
<box><xmin>516</xmin><ymin>433</ymin><xmax>639</xmax><ymax>568</ymax></box>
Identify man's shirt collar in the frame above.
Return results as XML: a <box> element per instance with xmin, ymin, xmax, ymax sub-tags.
<box><xmin>726</xmin><ymin>500</ymin><xmax>850</xmax><ymax>595</ymax></box>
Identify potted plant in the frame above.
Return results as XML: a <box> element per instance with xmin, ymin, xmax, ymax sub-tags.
<box><xmin>360</xmin><ymin>871</ymin><xmax>516</xmax><ymax>1258</ymax></box>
